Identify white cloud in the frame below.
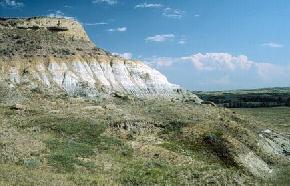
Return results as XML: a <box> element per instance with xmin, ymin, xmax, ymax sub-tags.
<box><xmin>92</xmin><ymin>0</ymin><xmax>117</xmax><ymax>5</ymax></box>
<box><xmin>261</xmin><ymin>42</ymin><xmax>283</xmax><ymax>48</ymax></box>
<box><xmin>64</xmin><ymin>5</ymin><xmax>73</xmax><ymax>9</ymax></box>
<box><xmin>181</xmin><ymin>53</ymin><xmax>254</xmax><ymax>71</ymax></box>
<box><xmin>194</xmin><ymin>14</ymin><xmax>200</xmax><ymax>17</ymax></box>
<box><xmin>162</xmin><ymin>8</ymin><xmax>185</xmax><ymax>19</ymax></box>
<box><xmin>107</xmin><ymin>27</ymin><xmax>127</xmax><ymax>32</ymax></box>
<box><xmin>112</xmin><ymin>52</ymin><xmax>133</xmax><ymax>59</ymax></box>
<box><xmin>0</xmin><ymin>0</ymin><xmax>24</xmax><ymax>8</ymax></box>
<box><xmin>146</xmin><ymin>52</ymin><xmax>289</xmax><ymax>81</ymax></box>
<box><xmin>178</xmin><ymin>36</ymin><xmax>187</xmax><ymax>45</ymax></box>
<box><xmin>85</xmin><ymin>22</ymin><xmax>107</xmax><ymax>26</ymax></box>
<box><xmin>135</xmin><ymin>3</ymin><xmax>162</xmax><ymax>8</ymax></box>
<box><xmin>47</xmin><ymin>10</ymin><xmax>75</xmax><ymax>20</ymax></box>
<box><xmin>117</xmin><ymin>27</ymin><xmax>127</xmax><ymax>32</ymax></box>
<box><xmin>145</xmin><ymin>34</ymin><xmax>175</xmax><ymax>42</ymax></box>
<box><xmin>178</xmin><ymin>40</ymin><xmax>186</xmax><ymax>44</ymax></box>
<box><xmin>255</xmin><ymin>62</ymin><xmax>286</xmax><ymax>80</ymax></box>
<box><xmin>184</xmin><ymin>53</ymin><xmax>288</xmax><ymax>80</ymax></box>
<box><xmin>144</xmin><ymin>56</ymin><xmax>178</xmax><ymax>67</ymax></box>
<box><xmin>47</xmin><ymin>10</ymin><xmax>65</xmax><ymax>18</ymax></box>
<box><xmin>145</xmin><ymin>53</ymin><xmax>290</xmax><ymax>89</ymax></box>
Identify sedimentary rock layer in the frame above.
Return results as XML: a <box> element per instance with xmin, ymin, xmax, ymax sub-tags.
<box><xmin>0</xmin><ymin>17</ymin><xmax>197</xmax><ymax>99</ymax></box>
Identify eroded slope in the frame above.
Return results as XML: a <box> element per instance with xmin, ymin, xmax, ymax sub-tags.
<box><xmin>0</xmin><ymin>17</ymin><xmax>191</xmax><ymax>99</ymax></box>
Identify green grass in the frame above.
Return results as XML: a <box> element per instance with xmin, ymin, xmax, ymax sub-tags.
<box><xmin>1</xmin><ymin>94</ymin><xmax>288</xmax><ymax>185</ymax></box>
<box><xmin>46</xmin><ymin>139</ymin><xmax>96</xmax><ymax>172</ymax></box>
<box><xmin>121</xmin><ymin>159</ymin><xmax>184</xmax><ymax>185</ymax></box>
<box><xmin>232</xmin><ymin>107</ymin><xmax>290</xmax><ymax>133</ymax></box>
<box><xmin>2</xmin><ymin>109</ymin><xmax>133</xmax><ymax>173</ymax></box>
<box><xmin>41</xmin><ymin>118</ymin><xmax>133</xmax><ymax>172</ymax></box>
<box><xmin>232</xmin><ymin>107</ymin><xmax>290</xmax><ymax>184</ymax></box>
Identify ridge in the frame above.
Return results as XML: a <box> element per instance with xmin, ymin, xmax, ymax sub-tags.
<box><xmin>0</xmin><ymin>17</ymin><xmax>200</xmax><ymax>101</ymax></box>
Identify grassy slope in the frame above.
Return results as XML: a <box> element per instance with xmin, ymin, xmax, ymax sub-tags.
<box><xmin>231</xmin><ymin>107</ymin><xmax>290</xmax><ymax>185</ymax></box>
<box><xmin>1</xmin><ymin>82</ymin><xmax>290</xmax><ymax>185</ymax></box>
<box><xmin>0</xmin><ymin>90</ymin><xmax>268</xmax><ymax>185</ymax></box>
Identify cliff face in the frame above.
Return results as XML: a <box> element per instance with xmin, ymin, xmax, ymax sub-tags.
<box><xmin>0</xmin><ymin>17</ymin><xmax>199</xmax><ymax>100</ymax></box>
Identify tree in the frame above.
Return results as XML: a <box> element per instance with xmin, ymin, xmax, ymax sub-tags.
<box><xmin>286</xmin><ymin>98</ymin><xmax>290</xmax><ymax>106</ymax></box>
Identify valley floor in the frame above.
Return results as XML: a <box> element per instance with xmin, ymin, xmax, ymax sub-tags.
<box><xmin>231</xmin><ymin>107</ymin><xmax>290</xmax><ymax>133</ymax></box>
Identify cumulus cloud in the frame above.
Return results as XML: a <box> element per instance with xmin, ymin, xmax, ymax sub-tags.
<box><xmin>135</xmin><ymin>3</ymin><xmax>162</xmax><ymax>8</ymax></box>
<box><xmin>112</xmin><ymin>52</ymin><xmax>133</xmax><ymax>59</ymax></box>
<box><xmin>186</xmin><ymin>53</ymin><xmax>290</xmax><ymax>81</ymax></box>
<box><xmin>107</xmin><ymin>27</ymin><xmax>127</xmax><ymax>32</ymax></box>
<box><xmin>182</xmin><ymin>53</ymin><xmax>289</xmax><ymax>80</ymax></box>
<box><xmin>92</xmin><ymin>0</ymin><xmax>117</xmax><ymax>5</ymax></box>
<box><xmin>255</xmin><ymin>62</ymin><xmax>286</xmax><ymax>79</ymax></box>
<box><xmin>145</xmin><ymin>34</ymin><xmax>175</xmax><ymax>42</ymax></box>
<box><xmin>162</xmin><ymin>8</ymin><xmax>185</xmax><ymax>19</ymax></box>
<box><xmin>147</xmin><ymin>52</ymin><xmax>289</xmax><ymax>81</ymax></box>
<box><xmin>181</xmin><ymin>53</ymin><xmax>254</xmax><ymax>71</ymax></box>
<box><xmin>0</xmin><ymin>0</ymin><xmax>24</xmax><ymax>8</ymax></box>
<box><xmin>261</xmin><ymin>42</ymin><xmax>283</xmax><ymax>48</ymax></box>
<box><xmin>145</xmin><ymin>53</ymin><xmax>290</xmax><ymax>90</ymax></box>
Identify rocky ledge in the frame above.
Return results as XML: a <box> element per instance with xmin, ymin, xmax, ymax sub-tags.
<box><xmin>0</xmin><ymin>17</ymin><xmax>200</xmax><ymax>101</ymax></box>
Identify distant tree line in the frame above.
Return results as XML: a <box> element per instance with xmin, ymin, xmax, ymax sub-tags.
<box><xmin>197</xmin><ymin>93</ymin><xmax>290</xmax><ymax>108</ymax></box>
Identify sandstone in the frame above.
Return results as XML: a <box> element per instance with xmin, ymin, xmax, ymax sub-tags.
<box><xmin>259</xmin><ymin>131</ymin><xmax>290</xmax><ymax>158</ymax></box>
<box><xmin>0</xmin><ymin>17</ymin><xmax>200</xmax><ymax>101</ymax></box>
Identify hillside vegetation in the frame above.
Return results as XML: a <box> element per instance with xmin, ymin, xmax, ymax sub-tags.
<box><xmin>1</xmin><ymin>82</ymin><xmax>290</xmax><ymax>185</ymax></box>
<box><xmin>195</xmin><ymin>87</ymin><xmax>290</xmax><ymax>108</ymax></box>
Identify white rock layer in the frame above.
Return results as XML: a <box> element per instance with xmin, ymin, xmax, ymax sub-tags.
<box><xmin>5</xmin><ymin>56</ymin><xmax>186</xmax><ymax>98</ymax></box>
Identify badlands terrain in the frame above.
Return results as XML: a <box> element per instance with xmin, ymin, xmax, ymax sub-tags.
<box><xmin>0</xmin><ymin>17</ymin><xmax>290</xmax><ymax>185</ymax></box>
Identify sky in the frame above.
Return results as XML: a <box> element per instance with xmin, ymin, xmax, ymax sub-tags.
<box><xmin>1</xmin><ymin>0</ymin><xmax>290</xmax><ymax>91</ymax></box>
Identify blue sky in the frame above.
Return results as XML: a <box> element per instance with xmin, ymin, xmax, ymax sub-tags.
<box><xmin>1</xmin><ymin>0</ymin><xmax>290</xmax><ymax>91</ymax></box>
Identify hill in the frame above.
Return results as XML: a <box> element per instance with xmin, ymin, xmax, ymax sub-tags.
<box><xmin>0</xmin><ymin>17</ymin><xmax>197</xmax><ymax>100</ymax></box>
<box><xmin>0</xmin><ymin>17</ymin><xmax>289</xmax><ymax>185</ymax></box>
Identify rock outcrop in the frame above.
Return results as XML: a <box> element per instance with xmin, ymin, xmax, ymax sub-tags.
<box><xmin>0</xmin><ymin>17</ymin><xmax>200</xmax><ymax>101</ymax></box>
